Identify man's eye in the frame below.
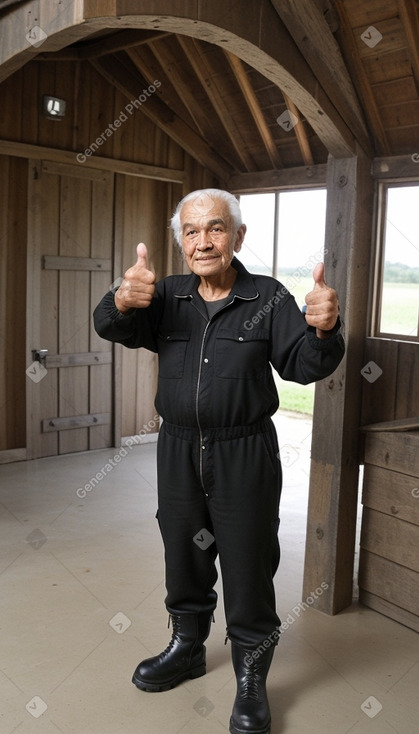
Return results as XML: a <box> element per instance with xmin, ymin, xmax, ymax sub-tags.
<box><xmin>187</xmin><ymin>230</ymin><xmax>197</xmax><ymax>236</ymax></box>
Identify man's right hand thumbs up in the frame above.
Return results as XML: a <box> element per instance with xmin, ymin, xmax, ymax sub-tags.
<box><xmin>114</xmin><ymin>243</ymin><xmax>156</xmax><ymax>313</ymax></box>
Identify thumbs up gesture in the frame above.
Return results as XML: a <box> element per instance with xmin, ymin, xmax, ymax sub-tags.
<box><xmin>114</xmin><ymin>243</ymin><xmax>156</xmax><ymax>313</ymax></box>
<box><xmin>304</xmin><ymin>263</ymin><xmax>339</xmax><ymax>337</ymax></box>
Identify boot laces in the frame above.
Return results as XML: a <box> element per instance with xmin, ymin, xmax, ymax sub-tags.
<box><xmin>240</xmin><ymin>659</ymin><xmax>261</xmax><ymax>701</ymax></box>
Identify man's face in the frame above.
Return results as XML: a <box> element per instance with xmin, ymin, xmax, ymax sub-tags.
<box><xmin>180</xmin><ymin>194</ymin><xmax>246</xmax><ymax>278</ymax></box>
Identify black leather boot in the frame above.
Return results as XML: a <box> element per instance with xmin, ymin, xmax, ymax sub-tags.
<box><xmin>132</xmin><ymin>612</ymin><xmax>212</xmax><ymax>692</ymax></box>
<box><xmin>229</xmin><ymin>643</ymin><xmax>274</xmax><ymax>734</ymax></box>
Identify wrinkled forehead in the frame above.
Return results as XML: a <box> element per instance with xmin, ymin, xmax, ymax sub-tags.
<box><xmin>180</xmin><ymin>194</ymin><xmax>231</xmax><ymax>226</ymax></box>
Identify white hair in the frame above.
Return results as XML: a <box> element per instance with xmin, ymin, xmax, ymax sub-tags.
<box><xmin>170</xmin><ymin>188</ymin><xmax>243</xmax><ymax>246</ymax></box>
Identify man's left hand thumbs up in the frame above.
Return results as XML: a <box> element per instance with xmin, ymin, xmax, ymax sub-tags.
<box><xmin>304</xmin><ymin>263</ymin><xmax>339</xmax><ymax>337</ymax></box>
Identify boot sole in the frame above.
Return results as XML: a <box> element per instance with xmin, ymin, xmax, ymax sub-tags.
<box><xmin>132</xmin><ymin>663</ymin><xmax>206</xmax><ymax>692</ymax></box>
<box><xmin>229</xmin><ymin>717</ymin><xmax>271</xmax><ymax>734</ymax></box>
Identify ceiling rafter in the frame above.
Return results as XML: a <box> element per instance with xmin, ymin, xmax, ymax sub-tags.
<box><xmin>397</xmin><ymin>0</ymin><xmax>419</xmax><ymax>95</ymax></box>
<box><xmin>140</xmin><ymin>41</ymin><xmax>207</xmax><ymax>139</ymax></box>
<box><xmin>333</xmin><ymin>0</ymin><xmax>392</xmax><ymax>156</ymax></box>
<box><xmin>177</xmin><ymin>36</ymin><xmax>256</xmax><ymax>173</ymax></box>
<box><xmin>89</xmin><ymin>53</ymin><xmax>232</xmax><ymax>182</ymax></box>
<box><xmin>270</xmin><ymin>0</ymin><xmax>372</xmax><ymax>156</ymax></box>
<box><xmin>126</xmin><ymin>42</ymin><xmax>245</xmax><ymax>172</ymax></box>
<box><xmin>224</xmin><ymin>50</ymin><xmax>283</xmax><ymax>169</ymax></box>
<box><xmin>282</xmin><ymin>93</ymin><xmax>314</xmax><ymax>166</ymax></box>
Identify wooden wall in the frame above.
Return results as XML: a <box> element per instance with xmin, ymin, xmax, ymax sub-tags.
<box><xmin>359</xmin><ymin>336</ymin><xmax>419</xmax><ymax>631</ymax></box>
<box><xmin>0</xmin><ymin>156</ymin><xmax>27</xmax><ymax>452</ymax></box>
<box><xmin>361</xmin><ymin>337</ymin><xmax>419</xmax><ymax>427</ymax></box>
<box><xmin>0</xmin><ymin>59</ymin><xmax>217</xmax><ymax>453</ymax></box>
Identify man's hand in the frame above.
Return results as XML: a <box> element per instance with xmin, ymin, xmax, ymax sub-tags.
<box><xmin>114</xmin><ymin>243</ymin><xmax>156</xmax><ymax>313</ymax></box>
<box><xmin>304</xmin><ymin>263</ymin><xmax>339</xmax><ymax>338</ymax></box>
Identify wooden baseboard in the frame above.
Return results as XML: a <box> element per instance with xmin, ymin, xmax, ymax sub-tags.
<box><xmin>0</xmin><ymin>448</ymin><xmax>26</xmax><ymax>464</ymax></box>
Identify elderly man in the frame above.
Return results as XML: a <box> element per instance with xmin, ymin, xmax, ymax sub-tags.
<box><xmin>93</xmin><ymin>189</ymin><xmax>344</xmax><ymax>734</ymax></box>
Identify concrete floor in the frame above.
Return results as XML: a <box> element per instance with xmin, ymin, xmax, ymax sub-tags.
<box><xmin>0</xmin><ymin>412</ymin><xmax>418</xmax><ymax>734</ymax></box>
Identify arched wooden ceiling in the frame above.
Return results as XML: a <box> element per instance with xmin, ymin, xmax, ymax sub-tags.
<box><xmin>0</xmin><ymin>0</ymin><xmax>418</xmax><ymax>184</ymax></box>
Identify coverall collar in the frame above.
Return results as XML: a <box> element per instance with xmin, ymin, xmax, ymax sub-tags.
<box><xmin>173</xmin><ymin>257</ymin><xmax>259</xmax><ymax>302</ymax></box>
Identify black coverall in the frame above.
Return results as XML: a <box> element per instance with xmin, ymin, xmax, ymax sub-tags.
<box><xmin>93</xmin><ymin>257</ymin><xmax>345</xmax><ymax>649</ymax></box>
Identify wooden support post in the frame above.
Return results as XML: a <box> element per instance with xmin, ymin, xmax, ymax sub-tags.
<box><xmin>303</xmin><ymin>148</ymin><xmax>374</xmax><ymax>614</ymax></box>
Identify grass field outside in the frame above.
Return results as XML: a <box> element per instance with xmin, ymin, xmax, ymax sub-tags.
<box><xmin>274</xmin><ymin>276</ymin><xmax>418</xmax><ymax>416</ymax></box>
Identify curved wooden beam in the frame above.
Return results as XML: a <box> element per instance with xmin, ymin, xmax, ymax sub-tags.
<box><xmin>0</xmin><ymin>0</ymin><xmax>356</xmax><ymax>157</ymax></box>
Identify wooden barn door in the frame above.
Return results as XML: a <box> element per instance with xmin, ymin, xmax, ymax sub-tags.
<box><xmin>26</xmin><ymin>160</ymin><xmax>115</xmax><ymax>459</ymax></box>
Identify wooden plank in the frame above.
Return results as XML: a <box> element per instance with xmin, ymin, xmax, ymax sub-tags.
<box><xmin>41</xmin><ymin>160</ymin><xmax>110</xmax><ymax>181</ymax></box>
<box><xmin>0</xmin><ymin>140</ymin><xmax>187</xmax><ymax>183</ymax></box>
<box><xmin>364</xmin><ymin>431</ymin><xmax>419</xmax><ymax>477</ymax></box>
<box><xmin>228</xmin><ymin>164</ymin><xmax>327</xmax><ymax>193</ymax></box>
<box><xmin>26</xmin><ymin>160</ymin><xmax>59</xmax><ymax>459</ymax></box>
<box><xmin>303</xmin><ymin>150</ymin><xmax>375</xmax><ymax>614</ymax></box>
<box><xmin>271</xmin><ymin>0</ymin><xmax>372</xmax><ymax>155</ymax></box>
<box><xmin>395</xmin><ymin>343</ymin><xmax>419</xmax><ymax>420</ymax></box>
<box><xmin>360</xmin><ymin>338</ymin><xmax>398</xmax><ymax>426</ymax></box>
<box><xmin>43</xmin><ymin>256</ymin><xmax>112</xmax><ymax>271</ymax></box>
<box><xmin>361</xmin><ymin>507</ymin><xmax>419</xmax><ymax>572</ymax></box>
<box><xmin>177</xmin><ymin>37</ymin><xmax>256</xmax><ymax>172</ymax></box>
<box><xmin>89</xmin><ymin>172</ymin><xmax>114</xmax><ymax>449</ymax></box>
<box><xmin>0</xmin><ymin>448</ymin><xmax>27</xmax><ymax>465</ymax></box>
<box><xmin>45</xmin><ymin>352</ymin><xmax>112</xmax><ymax>368</ymax></box>
<box><xmin>333</xmin><ymin>0</ymin><xmax>392</xmax><ymax>155</ymax></box>
<box><xmin>362</xmin><ymin>464</ymin><xmax>419</xmax><ymax>525</ymax></box>
<box><xmin>282</xmin><ymin>93</ymin><xmax>314</xmax><ymax>166</ymax></box>
<box><xmin>42</xmin><ymin>413</ymin><xmax>110</xmax><ymax>432</ymax></box>
<box><xmin>397</xmin><ymin>0</ymin><xmax>419</xmax><ymax>93</ymax></box>
<box><xmin>359</xmin><ymin>589</ymin><xmax>419</xmax><ymax>633</ymax></box>
<box><xmin>225</xmin><ymin>51</ymin><xmax>282</xmax><ymax>169</ymax></box>
<box><xmin>359</xmin><ymin>551</ymin><xmax>419</xmax><ymax>618</ymax></box>
<box><xmin>89</xmin><ymin>53</ymin><xmax>232</xmax><ymax>181</ymax></box>
<box><xmin>361</xmin><ymin>417</ymin><xmax>419</xmax><ymax>432</ymax></box>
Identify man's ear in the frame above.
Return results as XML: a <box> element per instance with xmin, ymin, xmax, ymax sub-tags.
<box><xmin>234</xmin><ymin>224</ymin><xmax>247</xmax><ymax>253</ymax></box>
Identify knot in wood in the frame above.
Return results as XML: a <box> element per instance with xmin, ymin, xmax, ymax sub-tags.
<box><xmin>338</xmin><ymin>175</ymin><xmax>348</xmax><ymax>187</ymax></box>
<box><xmin>316</xmin><ymin>527</ymin><xmax>324</xmax><ymax>539</ymax></box>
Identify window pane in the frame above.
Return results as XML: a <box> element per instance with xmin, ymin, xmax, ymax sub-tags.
<box><xmin>380</xmin><ymin>186</ymin><xmax>419</xmax><ymax>337</ymax></box>
<box><xmin>276</xmin><ymin>189</ymin><xmax>327</xmax><ymax>308</ymax></box>
<box><xmin>237</xmin><ymin>193</ymin><xmax>275</xmax><ymax>275</ymax></box>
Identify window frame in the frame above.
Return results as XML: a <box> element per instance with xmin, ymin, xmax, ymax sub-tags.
<box><xmin>370</xmin><ymin>180</ymin><xmax>419</xmax><ymax>343</ymax></box>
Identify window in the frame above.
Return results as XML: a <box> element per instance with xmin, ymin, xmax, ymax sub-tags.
<box><xmin>373</xmin><ymin>184</ymin><xmax>419</xmax><ymax>341</ymax></box>
<box><xmin>238</xmin><ymin>189</ymin><xmax>327</xmax><ymax>308</ymax></box>
<box><xmin>237</xmin><ymin>189</ymin><xmax>327</xmax><ymax>416</ymax></box>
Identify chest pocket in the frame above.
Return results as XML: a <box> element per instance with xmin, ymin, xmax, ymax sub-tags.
<box><xmin>215</xmin><ymin>328</ymin><xmax>270</xmax><ymax>379</ymax></box>
<box><xmin>158</xmin><ymin>331</ymin><xmax>191</xmax><ymax>378</ymax></box>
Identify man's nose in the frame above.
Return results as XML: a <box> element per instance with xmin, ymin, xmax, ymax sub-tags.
<box><xmin>196</xmin><ymin>231</ymin><xmax>212</xmax><ymax>249</ymax></box>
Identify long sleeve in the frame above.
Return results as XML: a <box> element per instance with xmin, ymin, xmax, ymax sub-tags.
<box><xmin>93</xmin><ymin>288</ymin><xmax>161</xmax><ymax>352</ymax></box>
<box><xmin>269</xmin><ymin>293</ymin><xmax>345</xmax><ymax>384</ymax></box>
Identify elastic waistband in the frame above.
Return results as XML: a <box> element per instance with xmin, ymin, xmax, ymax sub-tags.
<box><xmin>162</xmin><ymin>416</ymin><xmax>272</xmax><ymax>441</ymax></box>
